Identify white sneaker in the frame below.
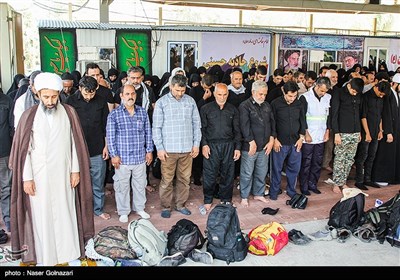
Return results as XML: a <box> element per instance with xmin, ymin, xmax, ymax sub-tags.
<box><xmin>119</xmin><ymin>214</ymin><xmax>128</xmax><ymax>223</ymax></box>
<box><xmin>137</xmin><ymin>210</ymin><xmax>150</xmax><ymax>219</ymax></box>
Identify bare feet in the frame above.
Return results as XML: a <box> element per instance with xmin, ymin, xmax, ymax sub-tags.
<box><xmin>204</xmin><ymin>203</ymin><xmax>212</xmax><ymax>211</ymax></box>
<box><xmin>146</xmin><ymin>185</ymin><xmax>156</xmax><ymax>193</ymax></box>
<box><xmin>241</xmin><ymin>198</ymin><xmax>249</xmax><ymax>208</ymax></box>
<box><xmin>254</xmin><ymin>196</ymin><xmax>269</xmax><ymax>204</ymax></box>
<box><xmin>332</xmin><ymin>185</ymin><xmax>341</xmax><ymax>194</ymax></box>
<box><xmin>98</xmin><ymin>213</ymin><xmax>111</xmax><ymax>220</ymax></box>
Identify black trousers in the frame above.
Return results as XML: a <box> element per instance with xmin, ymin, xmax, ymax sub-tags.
<box><xmin>355</xmin><ymin>139</ymin><xmax>379</xmax><ymax>183</ymax></box>
<box><xmin>299</xmin><ymin>142</ymin><xmax>324</xmax><ymax>192</ymax></box>
<box><xmin>203</xmin><ymin>142</ymin><xmax>235</xmax><ymax>204</ymax></box>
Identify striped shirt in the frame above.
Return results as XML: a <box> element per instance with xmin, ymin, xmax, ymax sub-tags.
<box><xmin>152</xmin><ymin>93</ymin><xmax>201</xmax><ymax>153</ymax></box>
<box><xmin>106</xmin><ymin>104</ymin><xmax>153</xmax><ymax>165</ymax></box>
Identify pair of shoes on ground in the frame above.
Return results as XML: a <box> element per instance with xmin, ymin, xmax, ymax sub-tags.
<box><xmin>302</xmin><ymin>189</ymin><xmax>322</xmax><ymax>195</ymax></box>
<box><xmin>188</xmin><ymin>249</ymin><xmax>213</xmax><ymax>264</ymax></box>
<box><xmin>161</xmin><ymin>207</ymin><xmax>191</xmax><ymax>218</ymax></box>
<box><xmin>288</xmin><ymin>229</ymin><xmax>312</xmax><ymax>245</ymax></box>
<box><xmin>352</xmin><ymin>224</ymin><xmax>377</xmax><ymax>243</ymax></box>
<box><xmin>158</xmin><ymin>252</ymin><xmax>187</xmax><ymax>266</ymax></box>
<box><xmin>307</xmin><ymin>230</ymin><xmax>333</xmax><ymax>241</ymax></box>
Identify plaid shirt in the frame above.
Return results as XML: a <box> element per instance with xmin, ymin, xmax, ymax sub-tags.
<box><xmin>152</xmin><ymin>93</ymin><xmax>201</xmax><ymax>153</ymax></box>
<box><xmin>106</xmin><ymin>104</ymin><xmax>153</xmax><ymax>165</ymax></box>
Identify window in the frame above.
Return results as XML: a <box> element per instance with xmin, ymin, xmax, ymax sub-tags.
<box><xmin>168</xmin><ymin>42</ymin><xmax>197</xmax><ymax>73</ymax></box>
<box><xmin>368</xmin><ymin>48</ymin><xmax>387</xmax><ymax>72</ymax></box>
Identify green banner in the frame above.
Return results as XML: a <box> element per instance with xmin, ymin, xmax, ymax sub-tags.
<box><xmin>39</xmin><ymin>29</ymin><xmax>77</xmax><ymax>75</ymax></box>
<box><xmin>116</xmin><ymin>30</ymin><xmax>151</xmax><ymax>74</ymax></box>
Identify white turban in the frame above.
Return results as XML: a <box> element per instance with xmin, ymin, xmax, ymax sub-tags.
<box><xmin>34</xmin><ymin>72</ymin><xmax>63</xmax><ymax>92</ymax></box>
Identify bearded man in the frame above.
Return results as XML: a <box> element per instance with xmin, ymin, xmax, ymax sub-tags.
<box><xmin>9</xmin><ymin>72</ymin><xmax>94</xmax><ymax>266</ymax></box>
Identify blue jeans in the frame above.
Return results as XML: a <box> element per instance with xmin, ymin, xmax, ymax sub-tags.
<box><xmin>240</xmin><ymin>150</ymin><xmax>269</xmax><ymax>198</ymax></box>
<box><xmin>270</xmin><ymin>145</ymin><xmax>301</xmax><ymax>199</ymax></box>
<box><xmin>0</xmin><ymin>156</ymin><xmax>11</xmax><ymax>224</ymax></box>
<box><xmin>90</xmin><ymin>155</ymin><xmax>107</xmax><ymax>216</ymax></box>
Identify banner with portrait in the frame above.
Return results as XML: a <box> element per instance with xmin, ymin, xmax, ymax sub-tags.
<box><xmin>201</xmin><ymin>32</ymin><xmax>271</xmax><ymax>74</ymax></box>
<box><xmin>279</xmin><ymin>34</ymin><xmax>364</xmax><ymax>71</ymax></box>
<box><xmin>278</xmin><ymin>49</ymin><xmax>308</xmax><ymax>73</ymax></box>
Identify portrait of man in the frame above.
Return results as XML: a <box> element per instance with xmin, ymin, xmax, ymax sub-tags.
<box><xmin>338</xmin><ymin>51</ymin><xmax>362</xmax><ymax>71</ymax></box>
<box><xmin>279</xmin><ymin>49</ymin><xmax>308</xmax><ymax>73</ymax></box>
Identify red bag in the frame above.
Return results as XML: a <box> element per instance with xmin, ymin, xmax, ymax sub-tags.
<box><xmin>248</xmin><ymin>222</ymin><xmax>288</xmax><ymax>256</ymax></box>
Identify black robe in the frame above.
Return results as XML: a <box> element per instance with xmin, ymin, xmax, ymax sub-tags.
<box><xmin>372</xmin><ymin>90</ymin><xmax>400</xmax><ymax>183</ymax></box>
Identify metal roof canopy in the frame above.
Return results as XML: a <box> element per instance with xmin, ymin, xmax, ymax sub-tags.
<box><xmin>143</xmin><ymin>0</ymin><xmax>400</xmax><ymax>14</ymax></box>
<box><xmin>38</xmin><ymin>20</ymin><xmax>152</xmax><ymax>30</ymax></box>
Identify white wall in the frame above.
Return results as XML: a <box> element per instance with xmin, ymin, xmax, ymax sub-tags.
<box><xmin>76</xmin><ymin>29</ymin><xmax>115</xmax><ymax>61</ymax></box>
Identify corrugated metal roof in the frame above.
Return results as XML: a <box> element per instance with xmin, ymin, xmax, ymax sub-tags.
<box><xmin>154</xmin><ymin>25</ymin><xmax>273</xmax><ymax>34</ymax></box>
<box><xmin>38</xmin><ymin>20</ymin><xmax>151</xmax><ymax>30</ymax></box>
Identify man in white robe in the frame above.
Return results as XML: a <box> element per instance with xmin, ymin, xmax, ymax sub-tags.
<box><xmin>9</xmin><ymin>73</ymin><xmax>94</xmax><ymax>266</ymax></box>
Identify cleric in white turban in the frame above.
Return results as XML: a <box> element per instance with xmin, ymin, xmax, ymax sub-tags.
<box><xmin>9</xmin><ymin>72</ymin><xmax>94</xmax><ymax>266</ymax></box>
<box><xmin>34</xmin><ymin>72</ymin><xmax>63</xmax><ymax>92</ymax></box>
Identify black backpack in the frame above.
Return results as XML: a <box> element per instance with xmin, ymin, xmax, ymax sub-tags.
<box><xmin>206</xmin><ymin>204</ymin><xmax>248</xmax><ymax>264</ymax></box>
<box><xmin>385</xmin><ymin>198</ymin><xmax>400</xmax><ymax>247</ymax></box>
<box><xmin>328</xmin><ymin>193</ymin><xmax>365</xmax><ymax>231</ymax></box>
<box><xmin>167</xmin><ymin>219</ymin><xmax>205</xmax><ymax>257</ymax></box>
<box><xmin>366</xmin><ymin>192</ymin><xmax>400</xmax><ymax>242</ymax></box>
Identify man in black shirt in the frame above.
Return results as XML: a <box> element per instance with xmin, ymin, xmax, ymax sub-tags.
<box><xmin>85</xmin><ymin>63</ymin><xmax>115</xmax><ymax>112</ymax></box>
<box><xmin>354</xmin><ymin>81</ymin><xmax>390</xmax><ymax>190</ymax></box>
<box><xmin>59</xmin><ymin>72</ymin><xmax>77</xmax><ymax>103</ymax></box>
<box><xmin>239</xmin><ymin>81</ymin><xmax>275</xmax><ymax>207</ymax></box>
<box><xmin>270</xmin><ymin>81</ymin><xmax>306</xmax><ymax>200</ymax></box>
<box><xmin>200</xmin><ymin>83</ymin><xmax>241</xmax><ymax>212</ymax></box>
<box><xmin>65</xmin><ymin>76</ymin><xmax>110</xmax><ymax>220</ymax></box>
<box><xmin>0</xmin><ymin>88</ymin><xmax>12</xmax><ymax>232</ymax></box>
<box><xmin>331</xmin><ymin>78</ymin><xmax>364</xmax><ymax>194</ymax></box>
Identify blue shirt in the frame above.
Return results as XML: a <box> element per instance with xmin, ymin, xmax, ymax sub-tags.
<box><xmin>152</xmin><ymin>93</ymin><xmax>201</xmax><ymax>153</ymax></box>
<box><xmin>106</xmin><ymin>104</ymin><xmax>153</xmax><ymax>165</ymax></box>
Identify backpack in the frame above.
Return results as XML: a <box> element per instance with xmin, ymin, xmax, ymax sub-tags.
<box><xmin>328</xmin><ymin>193</ymin><xmax>365</xmax><ymax>231</ymax></box>
<box><xmin>167</xmin><ymin>219</ymin><xmax>206</xmax><ymax>257</ymax></box>
<box><xmin>206</xmin><ymin>204</ymin><xmax>248</xmax><ymax>264</ymax></box>
<box><xmin>128</xmin><ymin>219</ymin><xmax>168</xmax><ymax>266</ymax></box>
<box><xmin>248</xmin><ymin>222</ymin><xmax>289</xmax><ymax>256</ymax></box>
<box><xmin>93</xmin><ymin>226</ymin><xmax>137</xmax><ymax>260</ymax></box>
<box><xmin>365</xmin><ymin>192</ymin><xmax>400</xmax><ymax>242</ymax></box>
<box><xmin>286</xmin><ymin>193</ymin><xmax>308</xmax><ymax>209</ymax></box>
<box><xmin>385</xmin><ymin>198</ymin><xmax>400</xmax><ymax>247</ymax></box>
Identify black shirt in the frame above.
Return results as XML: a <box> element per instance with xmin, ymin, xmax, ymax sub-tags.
<box><xmin>97</xmin><ymin>85</ymin><xmax>115</xmax><ymax>104</ymax></box>
<box><xmin>331</xmin><ymin>85</ymin><xmax>362</xmax><ymax>134</ymax></box>
<box><xmin>239</xmin><ymin>97</ymin><xmax>276</xmax><ymax>152</ymax></box>
<box><xmin>271</xmin><ymin>96</ymin><xmax>306</xmax><ymax>146</ymax></box>
<box><xmin>65</xmin><ymin>91</ymin><xmax>109</xmax><ymax>157</ymax></box>
<box><xmin>227</xmin><ymin>90</ymin><xmax>250</xmax><ymax>108</ymax></box>
<box><xmin>0</xmin><ymin>93</ymin><xmax>13</xmax><ymax>157</ymax></box>
<box><xmin>361</xmin><ymin>88</ymin><xmax>384</xmax><ymax>140</ymax></box>
<box><xmin>266</xmin><ymin>86</ymin><xmax>283</xmax><ymax>104</ymax></box>
<box><xmin>200</xmin><ymin>101</ymin><xmax>242</xmax><ymax>150</ymax></box>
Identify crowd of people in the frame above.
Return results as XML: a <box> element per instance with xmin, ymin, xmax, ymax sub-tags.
<box><xmin>1</xmin><ymin>60</ymin><xmax>400</xmax><ymax>265</ymax></box>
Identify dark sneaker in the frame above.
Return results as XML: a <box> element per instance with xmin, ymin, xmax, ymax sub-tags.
<box><xmin>161</xmin><ymin>209</ymin><xmax>171</xmax><ymax>218</ymax></box>
<box><xmin>188</xmin><ymin>249</ymin><xmax>213</xmax><ymax>264</ymax></box>
<box><xmin>175</xmin><ymin>207</ymin><xmax>191</xmax><ymax>215</ymax></box>
<box><xmin>158</xmin><ymin>252</ymin><xmax>186</xmax><ymax>266</ymax></box>
<box><xmin>310</xmin><ymin>189</ymin><xmax>321</xmax><ymax>194</ymax></box>
<box><xmin>364</xmin><ymin>181</ymin><xmax>380</xmax><ymax>188</ymax></box>
<box><xmin>355</xmin><ymin>182</ymin><xmax>368</xmax><ymax>190</ymax></box>
<box><xmin>301</xmin><ymin>190</ymin><xmax>311</xmax><ymax>196</ymax></box>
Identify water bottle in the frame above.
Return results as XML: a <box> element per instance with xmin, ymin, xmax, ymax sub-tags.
<box><xmin>375</xmin><ymin>199</ymin><xmax>383</xmax><ymax>208</ymax></box>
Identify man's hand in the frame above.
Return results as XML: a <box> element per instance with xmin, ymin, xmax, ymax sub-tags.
<box><xmin>233</xmin><ymin>150</ymin><xmax>241</xmax><ymax>161</ymax></box>
<box><xmin>145</xmin><ymin>152</ymin><xmax>153</xmax><ymax>166</ymax></box>
<box><xmin>202</xmin><ymin>145</ymin><xmax>211</xmax><ymax>159</ymax></box>
<box><xmin>102</xmin><ymin>145</ymin><xmax>109</xmax><ymax>160</ymax></box>
<box><xmin>248</xmin><ymin>140</ymin><xmax>257</xmax><ymax>156</ymax></box>
<box><xmin>387</xmin><ymin>133</ymin><xmax>393</xmax><ymax>143</ymax></box>
<box><xmin>190</xmin><ymin>146</ymin><xmax>200</xmax><ymax>158</ymax></box>
<box><xmin>157</xmin><ymin>150</ymin><xmax>169</xmax><ymax>162</ymax></box>
<box><xmin>111</xmin><ymin>156</ymin><xmax>122</xmax><ymax>169</ymax></box>
<box><xmin>273</xmin><ymin>139</ymin><xmax>282</xmax><ymax>153</ymax></box>
<box><xmin>365</xmin><ymin>133</ymin><xmax>372</xmax><ymax>143</ymax></box>
<box><xmin>23</xmin><ymin>180</ymin><xmax>36</xmax><ymax>196</ymax></box>
<box><xmin>70</xmin><ymin>172</ymin><xmax>80</xmax><ymax>188</ymax></box>
<box><xmin>295</xmin><ymin>139</ymin><xmax>303</xmax><ymax>152</ymax></box>
<box><xmin>264</xmin><ymin>139</ymin><xmax>274</xmax><ymax>155</ymax></box>
<box><xmin>323</xmin><ymin>130</ymin><xmax>330</xmax><ymax>142</ymax></box>
<box><xmin>334</xmin><ymin>134</ymin><xmax>342</xmax><ymax>145</ymax></box>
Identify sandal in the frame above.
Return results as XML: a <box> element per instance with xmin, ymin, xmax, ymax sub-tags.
<box><xmin>352</xmin><ymin>224</ymin><xmax>377</xmax><ymax>243</ymax></box>
<box><xmin>337</xmin><ymin>228</ymin><xmax>351</xmax><ymax>243</ymax></box>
